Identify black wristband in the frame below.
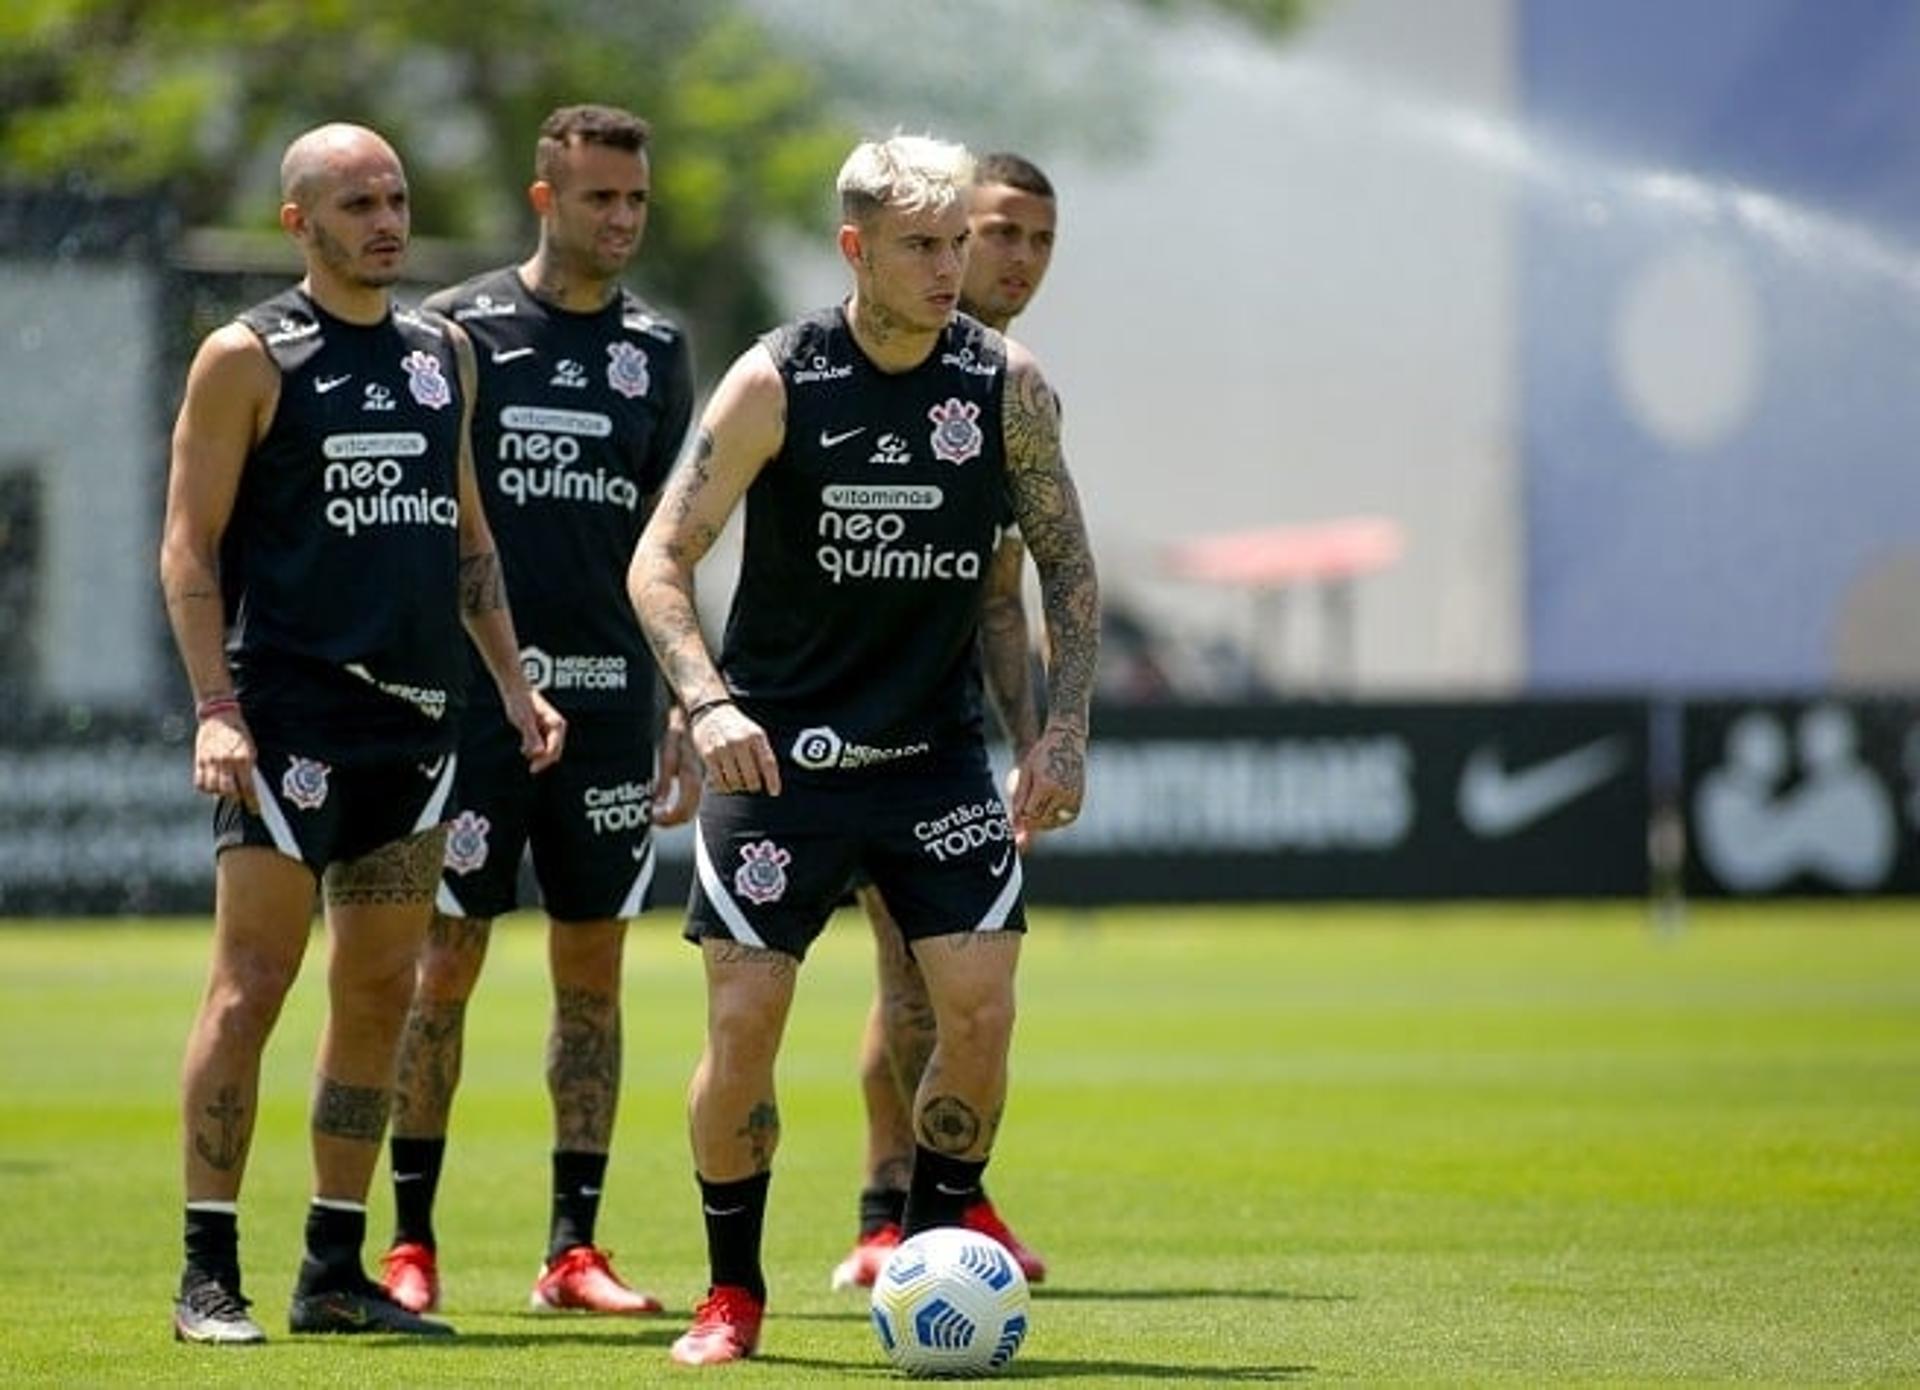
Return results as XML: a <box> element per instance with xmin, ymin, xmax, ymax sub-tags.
<box><xmin>685</xmin><ymin>696</ymin><xmax>735</xmax><ymax>724</ymax></box>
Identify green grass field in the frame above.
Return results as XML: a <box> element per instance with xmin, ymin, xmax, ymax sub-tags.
<box><xmin>1</xmin><ymin>903</ymin><xmax>1917</xmax><ymax>1385</ymax></box>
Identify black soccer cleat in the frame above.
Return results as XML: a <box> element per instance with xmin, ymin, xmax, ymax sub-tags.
<box><xmin>289</xmin><ymin>1278</ymin><xmax>456</xmax><ymax>1336</ymax></box>
<box><xmin>174</xmin><ymin>1274</ymin><xmax>267</xmax><ymax>1345</ymax></box>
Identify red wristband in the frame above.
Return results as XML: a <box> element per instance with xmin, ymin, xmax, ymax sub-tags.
<box><xmin>195</xmin><ymin>693</ymin><xmax>241</xmax><ymax>721</ymax></box>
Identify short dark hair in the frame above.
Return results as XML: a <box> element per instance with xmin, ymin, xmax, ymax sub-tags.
<box><xmin>536</xmin><ymin>104</ymin><xmax>652</xmax><ymax>185</ymax></box>
<box><xmin>973</xmin><ymin>152</ymin><xmax>1054</xmax><ymax>200</ymax></box>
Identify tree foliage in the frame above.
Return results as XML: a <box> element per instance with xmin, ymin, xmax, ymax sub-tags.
<box><xmin>1</xmin><ymin>0</ymin><xmax>1309</xmax><ymax>355</ymax></box>
<box><xmin>0</xmin><ymin>0</ymin><xmax>852</xmax><ymax>352</ymax></box>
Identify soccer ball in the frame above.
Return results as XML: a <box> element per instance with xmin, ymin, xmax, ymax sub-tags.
<box><xmin>869</xmin><ymin>1227</ymin><xmax>1030</xmax><ymax>1377</ymax></box>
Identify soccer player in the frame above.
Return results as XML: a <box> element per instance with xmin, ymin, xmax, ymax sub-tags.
<box><xmin>377</xmin><ymin>105</ymin><xmax>698</xmax><ymax>1318</ymax></box>
<box><xmin>629</xmin><ymin>134</ymin><xmax>1099</xmax><ymax>1366</ymax></box>
<box><xmin>830</xmin><ymin>152</ymin><xmax>1060</xmax><ymax>1291</ymax></box>
<box><xmin>159</xmin><ymin>122</ymin><xmax>563</xmax><ymax>1344</ymax></box>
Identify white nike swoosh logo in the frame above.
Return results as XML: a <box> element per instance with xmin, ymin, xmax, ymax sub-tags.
<box><xmin>393</xmin><ymin>1173</ymin><xmax>424</xmax><ymax>1184</ymax></box>
<box><xmin>702</xmin><ymin>1203</ymin><xmax>745</xmax><ymax>1217</ymax></box>
<box><xmin>1457</xmin><ymin>737</ymin><xmax>1628</xmax><ymax>838</ymax></box>
<box><xmin>934</xmin><ymin>1182</ymin><xmax>976</xmax><ymax>1196</ymax></box>
<box><xmin>491</xmin><ymin>347</ymin><xmax>535</xmax><ymax>363</ymax></box>
<box><xmin>820</xmin><ymin>427</ymin><xmax>866</xmax><ymax>448</ymax></box>
<box><xmin>989</xmin><ymin>849</ymin><xmax>1012</xmax><ymax>876</ymax></box>
<box><xmin>579</xmin><ymin>1187</ymin><xmax>601</xmax><ymax>1197</ymax></box>
<box><xmin>314</xmin><ymin>374</ymin><xmax>352</xmax><ymax>394</ymax></box>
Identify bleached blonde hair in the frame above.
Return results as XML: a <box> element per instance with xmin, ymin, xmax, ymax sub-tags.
<box><xmin>837</xmin><ymin>134</ymin><xmax>975</xmax><ymax>226</ymax></box>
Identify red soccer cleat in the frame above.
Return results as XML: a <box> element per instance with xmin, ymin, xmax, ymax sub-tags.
<box><xmin>829</xmin><ymin>1221</ymin><xmax>903</xmax><ymax>1290</ymax></box>
<box><xmin>530</xmin><ymin>1245</ymin><xmax>665</xmax><ymax>1315</ymax></box>
<box><xmin>669</xmin><ymin>1285</ymin><xmax>764</xmax><ymax>1366</ymax></box>
<box><xmin>963</xmin><ymin>1199</ymin><xmax>1048</xmax><ymax>1283</ymax></box>
<box><xmin>378</xmin><ymin>1241</ymin><xmax>440</xmax><ymax>1314</ymax></box>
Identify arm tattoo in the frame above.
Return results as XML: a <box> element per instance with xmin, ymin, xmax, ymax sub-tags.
<box><xmin>193</xmin><ymin>1084</ymin><xmax>249</xmax><ymax>1172</ymax></box>
<box><xmin>458</xmin><ymin>549</ymin><xmax>506</xmax><ymax>615</ymax></box>
<box><xmin>314</xmin><ymin>1077</ymin><xmax>391</xmax><ymax>1143</ymax></box>
<box><xmin>740</xmin><ymin>1099</ymin><xmax>780</xmax><ymax>1172</ymax></box>
<box><xmin>549</xmin><ymin>984</ymin><xmax>620</xmax><ymax>1151</ymax></box>
<box><xmin>918</xmin><ymin>1094</ymin><xmax>984</xmax><ymax>1155</ymax></box>
<box><xmin>163</xmin><ymin>583</ymin><xmax>222</xmax><ymax>611</ymax></box>
<box><xmin>637</xmin><ymin>429</ymin><xmax>725</xmax><ymax>705</ymax></box>
<box><xmin>978</xmin><ymin>537</ymin><xmax>1041</xmax><ymax>752</ymax></box>
<box><xmin>1003</xmin><ymin>362</ymin><xmax>1099</xmax><ymax>729</ymax></box>
<box><xmin>323</xmin><ymin>827</ymin><xmax>446</xmax><ymax>907</ymax></box>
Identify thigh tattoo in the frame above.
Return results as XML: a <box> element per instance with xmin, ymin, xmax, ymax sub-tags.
<box><xmin>324</xmin><ymin>827</ymin><xmax>448</xmax><ymax>907</ymax></box>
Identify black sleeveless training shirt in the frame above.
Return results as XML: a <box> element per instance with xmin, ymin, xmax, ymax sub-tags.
<box><xmin>720</xmin><ymin>305</ymin><xmax>1011</xmax><ymax>774</ymax></box>
<box><xmin>424</xmin><ymin>268</ymin><xmax>693</xmax><ymax>719</ymax></box>
<box><xmin>224</xmin><ymin>287</ymin><xmax>466</xmax><ymax>761</ymax></box>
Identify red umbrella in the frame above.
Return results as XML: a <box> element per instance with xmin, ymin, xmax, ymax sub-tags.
<box><xmin>1162</xmin><ymin>515</ymin><xmax>1405</xmax><ymax>690</ymax></box>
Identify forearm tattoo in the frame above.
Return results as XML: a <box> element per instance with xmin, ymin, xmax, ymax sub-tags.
<box><xmin>979</xmin><ymin>540</ymin><xmax>1041</xmax><ymax>751</ymax></box>
<box><xmin>550</xmin><ymin>985</ymin><xmax>620</xmax><ymax>1151</ymax></box>
<box><xmin>392</xmin><ymin>997</ymin><xmax>466</xmax><ymax>1132</ymax></box>
<box><xmin>323</xmin><ymin>827</ymin><xmax>446</xmax><ymax>907</ymax></box>
<box><xmin>193</xmin><ymin>1084</ymin><xmax>249</xmax><ymax>1172</ymax></box>
<box><xmin>740</xmin><ymin>1099</ymin><xmax>779</xmax><ymax>1173</ymax></box>
<box><xmin>314</xmin><ymin>1077</ymin><xmax>391</xmax><ymax>1143</ymax></box>
<box><xmin>638</xmin><ymin>430</ymin><xmax>723</xmax><ymax>704</ymax></box>
<box><xmin>163</xmin><ymin>582</ymin><xmax>222</xmax><ymax>612</ymax></box>
<box><xmin>458</xmin><ymin>549</ymin><xmax>507</xmax><ymax>615</ymax></box>
<box><xmin>918</xmin><ymin>1094</ymin><xmax>984</xmax><ymax>1156</ymax></box>
<box><xmin>1003</xmin><ymin>362</ymin><xmax>1099</xmax><ymax>729</ymax></box>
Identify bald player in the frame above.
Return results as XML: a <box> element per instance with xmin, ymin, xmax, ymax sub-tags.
<box><xmin>159</xmin><ymin>122</ymin><xmax>563</xmax><ymax>1344</ymax></box>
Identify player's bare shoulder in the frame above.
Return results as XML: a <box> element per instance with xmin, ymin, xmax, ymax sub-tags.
<box><xmin>181</xmin><ymin>321</ymin><xmax>280</xmax><ymax>439</ymax></box>
<box><xmin>707</xmin><ymin>342</ymin><xmax>789</xmax><ymax>456</ymax></box>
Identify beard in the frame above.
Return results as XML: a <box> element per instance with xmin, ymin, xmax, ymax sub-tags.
<box><xmin>312</xmin><ymin>221</ymin><xmax>403</xmax><ymax>288</ymax></box>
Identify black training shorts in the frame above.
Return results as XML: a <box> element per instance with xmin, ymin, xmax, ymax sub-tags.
<box><xmin>685</xmin><ymin>746</ymin><xmax>1025</xmax><ymax>960</ymax></box>
<box><xmin>214</xmin><ymin>742</ymin><xmax>458</xmax><ymax>875</ymax></box>
<box><xmin>435</xmin><ymin>711</ymin><xmax>658</xmax><ymax>922</ymax></box>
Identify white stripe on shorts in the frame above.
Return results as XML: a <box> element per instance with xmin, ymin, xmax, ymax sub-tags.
<box><xmin>618</xmin><ymin>837</ymin><xmax>657</xmax><ymax>920</ymax></box>
<box><xmin>412</xmin><ymin>753</ymin><xmax>458</xmax><ymax>833</ymax></box>
<box><xmin>247</xmin><ymin>767</ymin><xmax>304</xmax><ymax>862</ymax></box>
<box><xmin>693</xmin><ymin>823</ymin><xmax>768</xmax><ymax>949</ymax></box>
<box><xmin>975</xmin><ymin>855</ymin><xmax>1023</xmax><ymax>932</ymax></box>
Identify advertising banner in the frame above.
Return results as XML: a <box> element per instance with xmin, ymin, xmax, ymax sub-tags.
<box><xmin>1682</xmin><ymin>696</ymin><xmax>1920</xmax><ymax>897</ymax></box>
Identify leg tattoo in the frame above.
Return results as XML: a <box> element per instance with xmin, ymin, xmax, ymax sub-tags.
<box><xmin>314</xmin><ymin>1077</ymin><xmax>391</xmax><ymax>1143</ymax></box>
<box><xmin>193</xmin><ymin>1084</ymin><xmax>250</xmax><ymax>1172</ymax></box>
<box><xmin>550</xmin><ymin>984</ymin><xmax>620</xmax><ymax>1151</ymax></box>
<box><xmin>323</xmin><ymin>828</ymin><xmax>447</xmax><ymax>908</ymax></box>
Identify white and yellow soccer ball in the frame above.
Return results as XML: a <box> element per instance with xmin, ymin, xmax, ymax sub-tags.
<box><xmin>870</xmin><ymin>1227</ymin><xmax>1030</xmax><ymax>1377</ymax></box>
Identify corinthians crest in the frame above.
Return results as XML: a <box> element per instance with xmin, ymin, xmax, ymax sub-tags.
<box><xmin>281</xmin><ymin>756</ymin><xmax>331</xmax><ymax>811</ymax></box>
<box><xmin>733</xmin><ymin>839</ymin><xmax>792</xmax><ymax>905</ymax></box>
<box><xmin>443</xmin><ymin>810</ymin><xmax>491</xmax><ymax>875</ymax></box>
<box><xmin>607</xmin><ymin>341</ymin><xmax>651</xmax><ymax>399</ymax></box>
<box><xmin>401</xmin><ymin>349</ymin><xmax>451</xmax><ymax>409</ymax></box>
<box><xmin>927</xmin><ymin>397</ymin><xmax>983</xmax><ymax>464</ymax></box>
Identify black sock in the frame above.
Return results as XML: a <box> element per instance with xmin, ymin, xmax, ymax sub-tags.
<box><xmin>549</xmin><ymin>1150</ymin><xmax>610</xmax><ymax>1261</ymax></box>
<box><xmin>698</xmin><ymin>1171</ymin><xmax>770</xmax><ymax>1303</ymax></box>
<box><xmin>182</xmin><ymin>1205</ymin><xmax>240</xmax><ymax>1291</ymax></box>
<box><xmin>389</xmin><ymin>1136</ymin><xmax>446</xmax><ymax>1249</ymax></box>
<box><xmin>903</xmin><ymin>1146</ymin><xmax>987</xmax><ymax>1237</ymax></box>
<box><xmin>859</xmin><ymin>1185</ymin><xmax>907</xmax><ymax>1237</ymax></box>
<box><xmin>297</xmin><ymin>1200</ymin><xmax>367</xmax><ymax>1292</ymax></box>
